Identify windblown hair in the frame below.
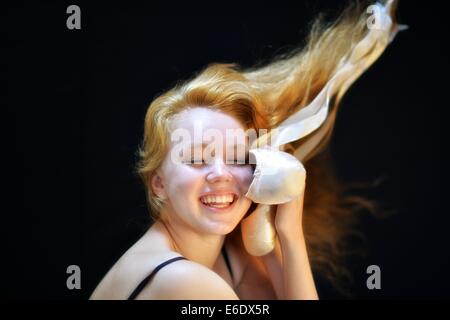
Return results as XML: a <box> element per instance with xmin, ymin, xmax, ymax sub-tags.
<box><xmin>137</xmin><ymin>0</ymin><xmax>397</xmax><ymax>293</ymax></box>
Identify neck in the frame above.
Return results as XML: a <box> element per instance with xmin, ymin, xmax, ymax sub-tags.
<box><xmin>154</xmin><ymin>214</ymin><xmax>224</xmax><ymax>269</ymax></box>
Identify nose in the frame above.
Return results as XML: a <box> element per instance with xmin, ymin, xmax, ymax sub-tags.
<box><xmin>206</xmin><ymin>159</ymin><xmax>233</xmax><ymax>183</ymax></box>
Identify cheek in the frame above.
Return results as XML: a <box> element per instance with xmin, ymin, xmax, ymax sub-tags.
<box><xmin>232</xmin><ymin>165</ymin><xmax>254</xmax><ymax>190</ymax></box>
<box><xmin>167</xmin><ymin>166</ymin><xmax>203</xmax><ymax>198</ymax></box>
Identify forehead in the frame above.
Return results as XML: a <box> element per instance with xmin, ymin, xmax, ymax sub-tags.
<box><xmin>170</xmin><ymin>107</ymin><xmax>248</xmax><ymax>145</ymax></box>
<box><xmin>171</xmin><ymin>107</ymin><xmax>244</xmax><ymax>131</ymax></box>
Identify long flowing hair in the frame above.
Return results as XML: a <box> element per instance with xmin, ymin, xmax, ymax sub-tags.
<box><xmin>137</xmin><ymin>0</ymin><xmax>398</xmax><ymax>293</ymax></box>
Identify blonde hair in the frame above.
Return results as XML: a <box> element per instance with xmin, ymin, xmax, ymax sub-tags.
<box><xmin>137</xmin><ymin>0</ymin><xmax>398</xmax><ymax>293</ymax></box>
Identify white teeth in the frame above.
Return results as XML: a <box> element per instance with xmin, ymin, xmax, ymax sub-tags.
<box><xmin>200</xmin><ymin>194</ymin><xmax>235</xmax><ymax>204</ymax></box>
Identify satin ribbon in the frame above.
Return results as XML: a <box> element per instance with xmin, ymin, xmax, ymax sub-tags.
<box><xmin>245</xmin><ymin>0</ymin><xmax>407</xmax><ymax>205</ymax></box>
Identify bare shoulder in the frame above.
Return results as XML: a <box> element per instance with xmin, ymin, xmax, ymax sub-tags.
<box><xmin>90</xmin><ymin>249</ymin><xmax>182</xmax><ymax>300</ymax></box>
<box><xmin>135</xmin><ymin>259</ymin><xmax>239</xmax><ymax>300</ymax></box>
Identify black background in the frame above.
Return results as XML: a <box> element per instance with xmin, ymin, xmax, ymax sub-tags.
<box><xmin>4</xmin><ymin>0</ymin><xmax>449</xmax><ymax>299</ymax></box>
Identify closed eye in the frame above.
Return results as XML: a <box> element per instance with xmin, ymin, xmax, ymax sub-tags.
<box><xmin>183</xmin><ymin>158</ymin><xmax>206</xmax><ymax>166</ymax></box>
<box><xmin>226</xmin><ymin>155</ymin><xmax>249</xmax><ymax>165</ymax></box>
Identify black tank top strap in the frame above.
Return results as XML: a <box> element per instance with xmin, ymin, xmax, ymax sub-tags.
<box><xmin>127</xmin><ymin>256</ymin><xmax>187</xmax><ymax>300</ymax></box>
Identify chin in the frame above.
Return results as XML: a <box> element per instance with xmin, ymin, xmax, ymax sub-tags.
<box><xmin>201</xmin><ymin>221</ymin><xmax>240</xmax><ymax>235</ymax></box>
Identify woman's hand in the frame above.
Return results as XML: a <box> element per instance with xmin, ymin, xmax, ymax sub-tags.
<box><xmin>265</xmin><ymin>183</ymin><xmax>318</xmax><ymax>300</ymax></box>
<box><xmin>274</xmin><ymin>184</ymin><xmax>305</xmax><ymax>240</ymax></box>
<box><xmin>240</xmin><ymin>177</ymin><xmax>318</xmax><ymax>299</ymax></box>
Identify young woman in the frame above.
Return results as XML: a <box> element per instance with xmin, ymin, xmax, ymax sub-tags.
<box><xmin>91</xmin><ymin>0</ymin><xmax>403</xmax><ymax>299</ymax></box>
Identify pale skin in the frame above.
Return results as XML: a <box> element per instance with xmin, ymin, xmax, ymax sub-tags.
<box><xmin>90</xmin><ymin>107</ymin><xmax>318</xmax><ymax>300</ymax></box>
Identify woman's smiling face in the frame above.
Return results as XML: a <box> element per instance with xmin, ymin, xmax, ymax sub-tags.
<box><xmin>151</xmin><ymin>107</ymin><xmax>254</xmax><ymax>235</ymax></box>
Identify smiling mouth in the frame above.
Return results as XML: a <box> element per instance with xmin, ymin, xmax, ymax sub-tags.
<box><xmin>199</xmin><ymin>193</ymin><xmax>237</xmax><ymax>209</ymax></box>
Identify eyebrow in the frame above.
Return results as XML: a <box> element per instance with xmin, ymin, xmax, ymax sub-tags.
<box><xmin>189</xmin><ymin>142</ymin><xmax>247</xmax><ymax>149</ymax></box>
<box><xmin>189</xmin><ymin>143</ymin><xmax>209</xmax><ymax>148</ymax></box>
<box><xmin>186</xmin><ymin>143</ymin><xmax>248</xmax><ymax>160</ymax></box>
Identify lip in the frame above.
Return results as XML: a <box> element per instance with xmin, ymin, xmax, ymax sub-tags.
<box><xmin>199</xmin><ymin>192</ymin><xmax>238</xmax><ymax>213</ymax></box>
